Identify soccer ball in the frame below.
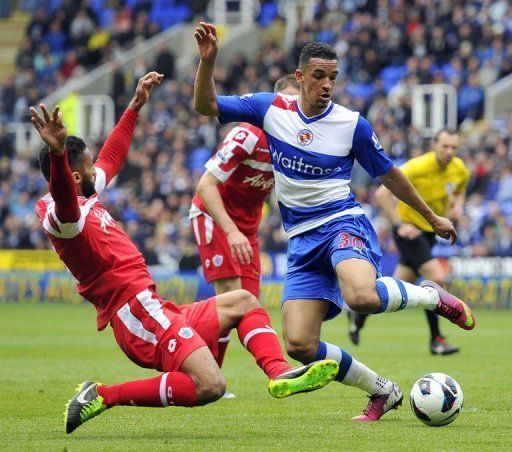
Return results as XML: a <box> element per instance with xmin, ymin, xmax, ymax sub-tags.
<box><xmin>410</xmin><ymin>373</ymin><xmax>463</xmax><ymax>426</ymax></box>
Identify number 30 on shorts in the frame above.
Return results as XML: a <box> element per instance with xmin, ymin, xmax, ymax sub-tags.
<box><xmin>337</xmin><ymin>233</ymin><xmax>365</xmax><ymax>249</ymax></box>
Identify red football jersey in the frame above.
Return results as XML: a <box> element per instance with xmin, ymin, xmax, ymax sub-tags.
<box><xmin>35</xmin><ymin>109</ymin><xmax>155</xmax><ymax>331</ymax></box>
<box><xmin>190</xmin><ymin>123</ymin><xmax>274</xmax><ymax>235</ymax></box>
<box><xmin>36</xmin><ymin>192</ymin><xmax>154</xmax><ymax>331</ymax></box>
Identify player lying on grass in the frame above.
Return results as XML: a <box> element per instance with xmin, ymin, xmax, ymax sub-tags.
<box><xmin>30</xmin><ymin>72</ymin><xmax>339</xmax><ymax>435</ymax></box>
<box><xmin>193</xmin><ymin>22</ymin><xmax>476</xmax><ymax>422</ymax></box>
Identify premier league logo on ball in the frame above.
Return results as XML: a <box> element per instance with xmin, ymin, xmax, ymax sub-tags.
<box><xmin>297</xmin><ymin>129</ymin><xmax>313</xmax><ymax>146</ymax></box>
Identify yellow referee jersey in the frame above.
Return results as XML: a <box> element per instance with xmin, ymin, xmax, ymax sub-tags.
<box><xmin>397</xmin><ymin>151</ymin><xmax>470</xmax><ymax>232</ymax></box>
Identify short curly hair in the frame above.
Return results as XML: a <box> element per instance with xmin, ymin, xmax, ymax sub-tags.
<box><xmin>39</xmin><ymin>136</ymin><xmax>87</xmax><ymax>182</ymax></box>
<box><xmin>299</xmin><ymin>42</ymin><xmax>337</xmax><ymax>68</ymax></box>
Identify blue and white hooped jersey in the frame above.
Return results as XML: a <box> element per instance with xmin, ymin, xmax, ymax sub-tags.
<box><xmin>217</xmin><ymin>93</ymin><xmax>393</xmax><ymax>238</ymax></box>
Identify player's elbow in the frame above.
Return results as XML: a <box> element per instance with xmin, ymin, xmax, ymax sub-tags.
<box><xmin>197</xmin><ymin>172</ymin><xmax>219</xmax><ymax>195</ymax></box>
<box><xmin>193</xmin><ymin>99</ymin><xmax>206</xmax><ymax>115</ymax></box>
<box><xmin>194</xmin><ymin>99</ymin><xmax>218</xmax><ymax>117</ymax></box>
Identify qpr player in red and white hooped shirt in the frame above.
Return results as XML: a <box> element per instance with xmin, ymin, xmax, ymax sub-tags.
<box><xmin>30</xmin><ymin>73</ymin><xmax>338</xmax><ymax>435</ymax></box>
<box><xmin>189</xmin><ymin>122</ymin><xmax>274</xmax><ymax>297</ymax></box>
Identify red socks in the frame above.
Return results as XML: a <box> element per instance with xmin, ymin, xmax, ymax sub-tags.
<box><xmin>97</xmin><ymin>372</ymin><xmax>198</xmax><ymax>407</ymax></box>
<box><xmin>236</xmin><ymin>307</ymin><xmax>291</xmax><ymax>379</ymax></box>
<box><xmin>97</xmin><ymin>307</ymin><xmax>291</xmax><ymax>409</ymax></box>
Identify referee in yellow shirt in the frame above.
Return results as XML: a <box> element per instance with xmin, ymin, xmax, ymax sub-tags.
<box><xmin>350</xmin><ymin>129</ymin><xmax>470</xmax><ymax>355</ymax></box>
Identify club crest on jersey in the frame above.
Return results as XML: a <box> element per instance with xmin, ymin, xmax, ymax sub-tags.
<box><xmin>178</xmin><ymin>327</ymin><xmax>193</xmax><ymax>339</ymax></box>
<box><xmin>212</xmin><ymin>254</ymin><xmax>224</xmax><ymax>267</ymax></box>
<box><xmin>297</xmin><ymin>129</ymin><xmax>313</xmax><ymax>146</ymax></box>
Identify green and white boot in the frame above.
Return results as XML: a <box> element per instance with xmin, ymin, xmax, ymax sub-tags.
<box><xmin>268</xmin><ymin>359</ymin><xmax>339</xmax><ymax>398</ymax></box>
<box><xmin>64</xmin><ymin>381</ymin><xmax>107</xmax><ymax>434</ymax></box>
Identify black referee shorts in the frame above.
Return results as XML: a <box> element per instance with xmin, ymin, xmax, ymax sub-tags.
<box><xmin>393</xmin><ymin>227</ymin><xmax>437</xmax><ymax>275</ymax></box>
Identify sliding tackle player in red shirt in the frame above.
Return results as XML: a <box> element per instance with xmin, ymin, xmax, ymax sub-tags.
<box><xmin>30</xmin><ymin>72</ymin><xmax>338</xmax><ymax>434</ymax></box>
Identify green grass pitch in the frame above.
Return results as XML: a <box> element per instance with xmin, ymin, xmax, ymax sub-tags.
<box><xmin>1</xmin><ymin>303</ymin><xmax>511</xmax><ymax>451</ymax></box>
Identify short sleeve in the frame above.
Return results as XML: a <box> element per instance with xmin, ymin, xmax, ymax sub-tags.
<box><xmin>217</xmin><ymin>92</ymin><xmax>276</xmax><ymax>129</ymax></box>
<box><xmin>351</xmin><ymin>116</ymin><xmax>393</xmax><ymax>178</ymax></box>
<box><xmin>205</xmin><ymin>125</ymin><xmax>261</xmax><ymax>182</ymax></box>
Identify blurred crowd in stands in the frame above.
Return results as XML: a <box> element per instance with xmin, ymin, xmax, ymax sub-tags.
<box><xmin>1</xmin><ymin>0</ymin><xmax>511</xmax><ymax>272</ymax></box>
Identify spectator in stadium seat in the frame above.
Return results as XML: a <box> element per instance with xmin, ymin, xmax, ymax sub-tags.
<box><xmin>457</xmin><ymin>74</ymin><xmax>485</xmax><ymax>122</ymax></box>
<box><xmin>0</xmin><ymin>126</ymin><xmax>15</xmax><ymax>158</ymax></box>
<box><xmin>0</xmin><ymin>74</ymin><xmax>16</xmax><ymax>123</ymax></box>
<box><xmin>44</xmin><ymin>20</ymin><xmax>68</xmax><ymax>57</ymax></box>
<box><xmin>154</xmin><ymin>44</ymin><xmax>175</xmax><ymax>80</ymax></box>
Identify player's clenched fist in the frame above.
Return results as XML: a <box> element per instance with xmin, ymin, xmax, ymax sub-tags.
<box><xmin>30</xmin><ymin>103</ymin><xmax>67</xmax><ymax>155</ymax></box>
<box><xmin>194</xmin><ymin>22</ymin><xmax>218</xmax><ymax>62</ymax></box>
<box><xmin>129</xmin><ymin>71</ymin><xmax>164</xmax><ymax>112</ymax></box>
<box><xmin>431</xmin><ymin>215</ymin><xmax>457</xmax><ymax>245</ymax></box>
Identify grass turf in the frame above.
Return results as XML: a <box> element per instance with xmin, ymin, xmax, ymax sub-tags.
<box><xmin>1</xmin><ymin>303</ymin><xmax>511</xmax><ymax>451</ymax></box>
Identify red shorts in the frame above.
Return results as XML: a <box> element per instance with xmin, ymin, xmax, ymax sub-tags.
<box><xmin>191</xmin><ymin>214</ymin><xmax>261</xmax><ymax>297</ymax></box>
<box><xmin>110</xmin><ymin>287</ymin><xmax>220</xmax><ymax>372</ymax></box>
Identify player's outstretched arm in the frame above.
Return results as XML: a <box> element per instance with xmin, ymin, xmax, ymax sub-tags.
<box><xmin>197</xmin><ymin>171</ymin><xmax>253</xmax><ymax>264</ymax></box>
<box><xmin>375</xmin><ymin>185</ymin><xmax>421</xmax><ymax>240</ymax></box>
<box><xmin>30</xmin><ymin>103</ymin><xmax>80</xmax><ymax>223</ymax></box>
<box><xmin>95</xmin><ymin>71</ymin><xmax>163</xmax><ymax>190</ymax></box>
<box><xmin>128</xmin><ymin>71</ymin><xmax>163</xmax><ymax>114</ymax></box>
<box><xmin>380</xmin><ymin>166</ymin><xmax>457</xmax><ymax>244</ymax></box>
<box><xmin>194</xmin><ymin>22</ymin><xmax>220</xmax><ymax>117</ymax></box>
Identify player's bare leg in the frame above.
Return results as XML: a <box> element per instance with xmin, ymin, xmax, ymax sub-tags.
<box><xmin>335</xmin><ymin>258</ymin><xmax>475</xmax><ymax>330</ymax></box>
<box><xmin>282</xmin><ymin>298</ymin><xmax>402</xmax><ymax>421</ymax></box>
<box><xmin>215</xmin><ymin>290</ymin><xmax>338</xmax><ymax>398</ymax></box>
<box><xmin>213</xmin><ymin>276</ymin><xmax>242</xmax><ymax>398</ymax></box>
<box><xmin>418</xmin><ymin>259</ymin><xmax>459</xmax><ymax>355</ymax></box>
<box><xmin>179</xmin><ymin>347</ymin><xmax>227</xmax><ymax>403</ymax></box>
<box><xmin>348</xmin><ymin>263</ymin><xmax>415</xmax><ymax>344</ymax></box>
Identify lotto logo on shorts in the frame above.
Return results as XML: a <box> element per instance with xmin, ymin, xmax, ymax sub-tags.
<box><xmin>178</xmin><ymin>327</ymin><xmax>194</xmax><ymax>339</ymax></box>
<box><xmin>212</xmin><ymin>254</ymin><xmax>224</xmax><ymax>267</ymax></box>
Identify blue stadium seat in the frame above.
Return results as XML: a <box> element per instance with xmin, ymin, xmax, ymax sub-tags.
<box><xmin>380</xmin><ymin>65</ymin><xmax>408</xmax><ymax>93</ymax></box>
<box><xmin>258</xmin><ymin>2</ymin><xmax>278</xmax><ymax>28</ymax></box>
<box><xmin>149</xmin><ymin>4</ymin><xmax>190</xmax><ymax>29</ymax></box>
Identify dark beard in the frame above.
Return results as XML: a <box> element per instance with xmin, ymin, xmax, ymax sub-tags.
<box><xmin>82</xmin><ymin>178</ymin><xmax>96</xmax><ymax>198</ymax></box>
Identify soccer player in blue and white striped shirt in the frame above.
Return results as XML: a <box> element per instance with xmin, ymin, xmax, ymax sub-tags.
<box><xmin>193</xmin><ymin>22</ymin><xmax>476</xmax><ymax>421</ymax></box>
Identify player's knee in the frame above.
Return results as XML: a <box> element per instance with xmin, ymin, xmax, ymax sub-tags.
<box><xmin>345</xmin><ymin>290</ymin><xmax>380</xmax><ymax>314</ymax></box>
<box><xmin>237</xmin><ymin>289</ymin><xmax>259</xmax><ymax>314</ymax></box>
<box><xmin>195</xmin><ymin>371</ymin><xmax>227</xmax><ymax>404</ymax></box>
<box><xmin>285</xmin><ymin>338</ymin><xmax>317</xmax><ymax>364</ymax></box>
<box><xmin>219</xmin><ymin>289</ymin><xmax>257</xmax><ymax>314</ymax></box>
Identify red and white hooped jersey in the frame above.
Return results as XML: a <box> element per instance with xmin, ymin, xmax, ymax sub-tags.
<box><xmin>190</xmin><ymin>122</ymin><xmax>274</xmax><ymax>236</ymax></box>
<box><xmin>35</xmin><ymin>167</ymin><xmax>154</xmax><ymax>331</ymax></box>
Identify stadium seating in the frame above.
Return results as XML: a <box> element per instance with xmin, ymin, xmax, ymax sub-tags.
<box><xmin>1</xmin><ymin>0</ymin><xmax>511</xmax><ymax>268</ymax></box>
